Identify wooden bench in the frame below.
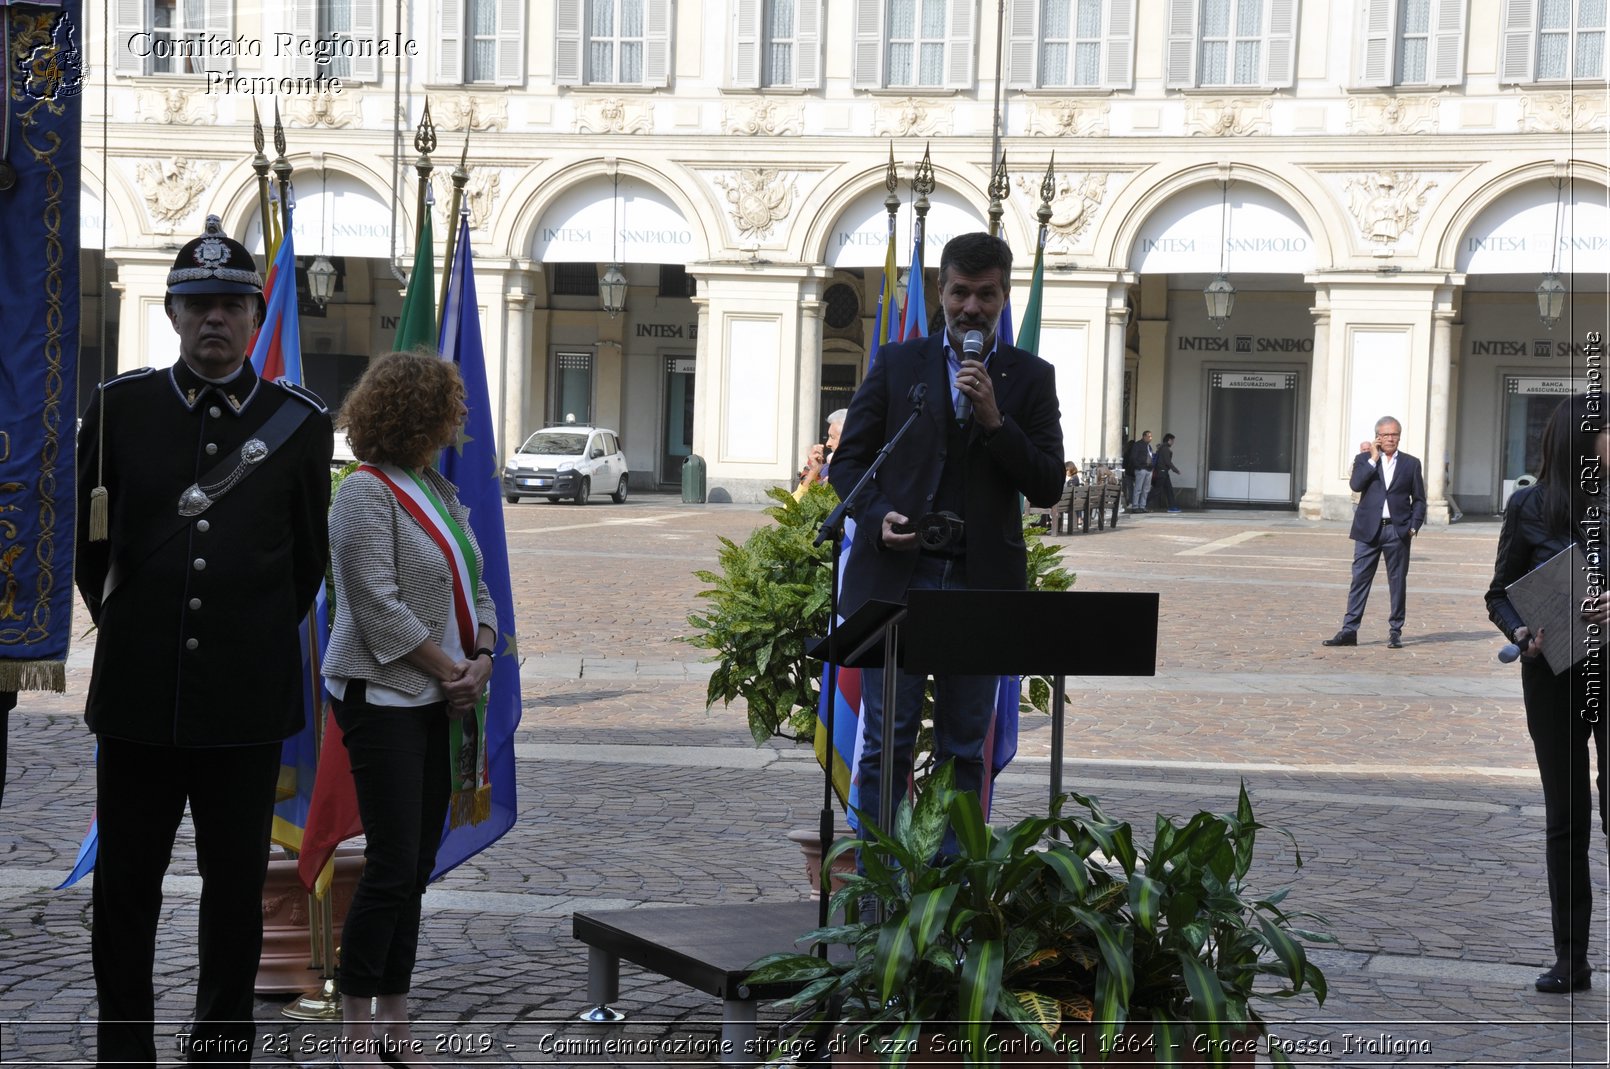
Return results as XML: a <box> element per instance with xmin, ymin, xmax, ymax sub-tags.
<box><xmin>1042</xmin><ymin>481</ymin><xmax>1121</xmax><ymax>535</ymax></box>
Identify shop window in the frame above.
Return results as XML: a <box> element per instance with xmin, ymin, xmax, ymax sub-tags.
<box><xmin>1004</xmin><ymin>0</ymin><xmax>1135</xmax><ymax>90</ymax></box>
<box><xmin>555</xmin><ymin>352</ymin><xmax>594</xmax><ymax>425</ymax></box>
<box><xmin>1164</xmin><ymin>0</ymin><xmax>1297</xmax><ymax>89</ymax></box>
<box><xmin>552</xmin><ymin>263</ymin><xmax>601</xmax><ymax>297</ymax></box>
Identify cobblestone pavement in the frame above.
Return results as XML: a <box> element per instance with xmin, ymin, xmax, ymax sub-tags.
<box><xmin>2</xmin><ymin>496</ymin><xmax>1606</xmax><ymax>1067</ymax></box>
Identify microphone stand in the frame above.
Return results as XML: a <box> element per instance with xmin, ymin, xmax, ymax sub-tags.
<box><xmin>812</xmin><ymin>384</ymin><xmax>926</xmax><ymax>935</ymax></box>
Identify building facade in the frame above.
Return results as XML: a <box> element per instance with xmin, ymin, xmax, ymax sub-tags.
<box><xmin>80</xmin><ymin>0</ymin><xmax>1608</xmax><ymax>516</ymax></box>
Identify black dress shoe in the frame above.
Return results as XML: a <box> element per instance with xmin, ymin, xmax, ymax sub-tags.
<box><xmin>1322</xmin><ymin>630</ymin><xmax>1357</xmax><ymax>647</ymax></box>
<box><xmin>1388</xmin><ymin>631</ymin><xmax>1403</xmax><ymax>649</ymax></box>
<box><xmin>1536</xmin><ymin>961</ymin><xmax>1592</xmax><ymax>993</ymax></box>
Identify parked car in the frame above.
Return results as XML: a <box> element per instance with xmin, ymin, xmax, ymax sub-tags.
<box><xmin>502</xmin><ymin>425</ymin><xmax>629</xmax><ymax>505</ymax></box>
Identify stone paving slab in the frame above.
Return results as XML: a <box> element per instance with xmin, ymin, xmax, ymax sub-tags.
<box><xmin>2</xmin><ymin>500</ymin><xmax>1605</xmax><ymax>1067</ymax></box>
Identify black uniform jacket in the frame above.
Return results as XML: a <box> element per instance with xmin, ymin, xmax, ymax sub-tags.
<box><xmin>1485</xmin><ymin>484</ymin><xmax>1582</xmax><ymax>643</ymax></box>
<box><xmin>75</xmin><ymin>359</ymin><xmax>333</xmax><ymax>747</ymax></box>
<box><xmin>828</xmin><ymin>333</ymin><xmax>1064</xmax><ymax>618</ymax></box>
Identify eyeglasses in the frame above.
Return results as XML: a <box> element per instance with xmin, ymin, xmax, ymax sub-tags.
<box><xmin>1377</xmin><ymin>433</ymin><xmax>1401</xmax><ymax>439</ymax></box>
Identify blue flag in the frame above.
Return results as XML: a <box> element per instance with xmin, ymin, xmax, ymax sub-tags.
<box><xmin>434</xmin><ymin>213</ymin><xmax>522</xmax><ymax>878</ymax></box>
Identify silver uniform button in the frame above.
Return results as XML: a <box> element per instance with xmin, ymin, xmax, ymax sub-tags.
<box><xmin>193</xmin><ymin>558</ymin><xmax>206</xmax><ymax>570</ymax></box>
<box><xmin>185</xmin><ymin>638</ymin><xmax>199</xmax><ymax>650</ymax></box>
<box><xmin>208</xmin><ymin>405</ymin><xmax>222</xmax><ymax>418</ymax></box>
<box><xmin>205</xmin><ymin>443</ymin><xmax>218</xmax><ymax>455</ymax></box>
<box><xmin>196</xmin><ymin>519</ymin><xmax>210</xmax><ymax>533</ymax></box>
<box><xmin>189</xmin><ymin>598</ymin><xmax>201</xmax><ymax>610</ymax></box>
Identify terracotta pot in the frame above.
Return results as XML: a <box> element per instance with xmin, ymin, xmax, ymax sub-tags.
<box><xmin>255</xmin><ymin>847</ymin><xmax>365</xmax><ymax>994</ymax></box>
<box><xmin>832</xmin><ymin>1024</ymin><xmax>1260</xmax><ymax>1067</ymax></box>
<box><xmin>786</xmin><ymin>828</ymin><xmax>857</xmax><ymax>900</ymax></box>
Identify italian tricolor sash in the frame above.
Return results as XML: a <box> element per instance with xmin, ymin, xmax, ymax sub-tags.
<box><xmin>360</xmin><ymin>464</ymin><xmax>492</xmax><ymax>828</ymax></box>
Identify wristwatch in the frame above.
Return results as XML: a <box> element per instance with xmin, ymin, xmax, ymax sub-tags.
<box><xmin>473</xmin><ymin>646</ymin><xmax>496</xmax><ymax>663</ymax></box>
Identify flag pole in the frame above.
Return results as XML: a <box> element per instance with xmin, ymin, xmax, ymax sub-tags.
<box><xmin>411</xmin><ymin>99</ymin><xmax>437</xmax><ymax>292</ymax></box>
<box><xmin>1037</xmin><ymin>153</ymin><xmax>1055</xmax><ymax>244</ymax></box>
<box><xmin>271</xmin><ymin>102</ymin><xmax>292</xmax><ymax>241</ymax></box>
<box><xmin>251</xmin><ymin>104</ymin><xmax>273</xmax><ymax>263</ymax></box>
<box><xmin>438</xmin><ymin>130</ymin><xmax>470</xmax><ymax>325</ymax></box>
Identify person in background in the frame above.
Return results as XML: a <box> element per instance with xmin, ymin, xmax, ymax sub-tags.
<box><xmin>322</xmin><ymin>351</ymin><xmax>498</xmax><ymax>1068</ymax></box>
<box><xmin>1485</xmin><ymin>393</ymin><xmax>1608</xmax><ymax>994</ymax></box>
<box><xmin>1154</xmin><ymin>433</ymin><xmax>1183</xmax><ymax>513</ymax></box>
<box><xmin>0</xmin><ymin>690</ymin><xmax>12</xmax><ymax>808</ymax></box>
<box><xmin>1322</xmin><ymin>416</ymin><xmax>1427</xmax><ymax>649</ymax></box>
<box><xmin>793</xmin><ymin>408</ymin><xmax>848</xmax><ymax>501</ymax></box>
<box><xmin>1127</xmin><ymin>431</ymin><xmax>1155</xmax><ymax>513</ymax></box>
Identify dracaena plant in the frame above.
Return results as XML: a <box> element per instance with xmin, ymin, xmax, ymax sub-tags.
<box><xmin>746</xmin><ymin>763</ymin><xmax>1333</xmax><ymax>1069</ymax></box>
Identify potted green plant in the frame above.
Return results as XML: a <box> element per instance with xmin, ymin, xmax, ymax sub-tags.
<box><xmin>747</xmin><ymin>763</ymin><xmax>1333</xmax><ymax>1068</ymax></box>
<box><xmin>684</xmin><ymin>485</ymin><xmax>1076</xmax><ymax>888</ymax></box>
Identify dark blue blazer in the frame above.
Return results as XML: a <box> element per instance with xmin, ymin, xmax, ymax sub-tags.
<box><xmin>828</xmin><ymin>333</ymin><xmax>1065</xmax><ymax>616</ymax></box>
<box><xmin>1348</xmin><ymin>449</ymin><xmax>1427</xmax><ymax>542</ymax></box>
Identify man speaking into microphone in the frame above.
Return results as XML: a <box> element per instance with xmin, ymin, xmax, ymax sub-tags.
<box><xmin>829</xmin><ymin>231</ymin><xmax>1065</xmax><ymax>846</ymax></box>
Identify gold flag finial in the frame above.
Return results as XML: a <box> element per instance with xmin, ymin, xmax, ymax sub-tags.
<box><xmin>884</xmin><ymin>142</ymin><xmax>900</xmax><ymax>216</ymax></box>
<box><xmin>271</xmin><ymin>100</ymin><xmax>292</xmax><ymax>238</ymax></box>
<box><xmin>987</xmin><ymin>150</ymin><xmax>1008</xmax><ymax>237</ymax></box>
<box><xmin>912</xmin><ymin>142</ymin><xmax>935</xmax><ymax>215</ymax></box>
<box><xmin>415</xmin><ymin>99</ymin><xmax>438</xmax><ymax>156</ymax></box>
<box><xmin>1037</xmin><ymin>153</ymin><xmax>1056</xmax><ymax>230</ymax></box>
<box><xmin>252</xmin><ymin>101</ymin><xmax>264</xmax><ymax>155</ymax></box>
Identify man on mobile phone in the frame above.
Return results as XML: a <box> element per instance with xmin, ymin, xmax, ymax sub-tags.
<box><xmin>1322</xmin><ymin>416</ymin><xmax>1426</xmax><ymax>650</ymax></box>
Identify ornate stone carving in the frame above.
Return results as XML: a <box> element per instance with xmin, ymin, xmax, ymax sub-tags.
<box><xmin>135</xmin><ymin>87</ymin><xmax>210</xmax><ymax>125</ymax></box>
<box><xmin>135</xmin><ymin>157</ymin><xmax>220</xmax><ymax>231</ymax></box>
<box><xmin>281</xmin><ymin>92</ymin><xmax>360</xmax><ymax>129</ymax></box>
<box><xmin>1027</xmin><ymin>100</ymin><xmax>1110</xmax><ymax>138</ymax></box>
<box><xmin>433</xmin><ymin>169</ymin><xmax>502</xmax><ymax>232</ymax></box>
<box><xmin>1013</xmin><ymin>170</ymin><xmax>1109</xmax><ymax>252</ymax></box>
<box><xmin>713</xmin><ymin>168</ymin><xmax>796</xmax><ymax>241</ymax></box>
<box><xmin>873</xmin><ymin>97</ymin><xmax>950</xmax><ymax>138</ymax></box>
<box><xmin>1347</xmin><ymin>95</ymin><xmax>1439</xmax><ymax>136</ymax></box>
<box><xmin>1520</xmin><ymin>92</ymin><xmax>1609</xmax><ymax>133</ymax></box>
<box><xmin>434</xmin><ymin>94</ymin><xmax>508</xmax><ymax>132</ymax></box>
<box><xmin>722</xmin><ymin>100</ymin><xmax>803</xmax><ymax>136</ymax></box>
<box><xmin>1185</xmin><ymin>99</ymin><xmax>1272</xmax><ymax>137</ymax></box>
<box><xmin>1342</xmin><ymin>170</ymin><xmax>1438</xmax><ymax>248</ymax></box>
<box><xmin>574</xmin><ymin>97</ymin><xmax>652</xmax><ymax>135</ymax></box>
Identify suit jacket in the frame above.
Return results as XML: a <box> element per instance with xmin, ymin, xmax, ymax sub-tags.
<box><xmin>828</xmin><ymin>333</ymin><xmax>1064</xmax><ymax>617</ymax></box>
<box><xmin>1127</xmin><ymin>439</ymin><xmax>1155</xmax><ymax>472</ymax></box>
<box><xmin>75</xmin><ymin>359</ymin><xmax>333</xmax><ymax>747</ymax></box>
<box><xmin>323</xmin><ymin>465</ymin><xmax>498</xmax><ymax>697</ymax></box>
<box><xmin>1348</xmin><ymin>449</ymin><xmax>1427</xmax><ymax>542</ymax></box>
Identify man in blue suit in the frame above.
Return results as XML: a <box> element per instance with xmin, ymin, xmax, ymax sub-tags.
<box><xmin>829</xmin><ymin>232</ymin><xmax>1064</xmax><ymax>838</ymax></box>
<box><xmin>1323</xmin><ymin>416</ymin><xmax>1427</xmax><ymax>649</ymax></box>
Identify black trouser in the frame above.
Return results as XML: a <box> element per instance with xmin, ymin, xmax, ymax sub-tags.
<box><xmin>1</xmin><ymin>689</ymin><xmax>13</xmax><ymax>809</ymax></box>
<box><xmin>1153</xmin><ymin>472</ymin><xmax>1177</xmax><ymax>510</ymax></box>
<box><xmin>93</xmin><ymin>735</ymin><xmax>281</xmax><ymax>1067</ymax></box>
<box><xmin>1524</xmin><ymin>657</ymin><xmax>1608</xmax><ymax>965</ymax></box>
<box><xmin>334</xmin><ymin>688</ymin><xmax>451</xmax><ymax>999</ymax></box>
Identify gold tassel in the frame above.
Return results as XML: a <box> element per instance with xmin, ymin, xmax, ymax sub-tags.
<box><xmin>447</xmin><ymin>785</ymin><xmax>494</xmax><ymax>829</ymax></box>
<box><xmin>88</xmin><ymin>486</ymin><xmax>109</xmax><ymax>542</ymax></box>
<box><xmin>0</xmin><ymin>660</ymin><xmax>66</xmax><ymax>693</ymax></box>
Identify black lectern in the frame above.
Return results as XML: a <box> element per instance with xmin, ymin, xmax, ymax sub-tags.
<box><xmin>821</xmin><ymin>589</ymin><xmax>1159</xmax><ymax>840</ymax></box>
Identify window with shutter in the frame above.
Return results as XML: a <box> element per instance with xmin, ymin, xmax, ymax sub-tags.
<box><xmin>1164</xmin><ymin>0</ymin><xmax>1199</xmax><ymax>87</ymax></box>
<box><xmin>1537</xmin><ymin>0</ymin><xmax>1605</xmax><ymax>79</ymax></box>
<box><xmin>555</xmin><ymin>0</ymin><xmax>585</xmax><ymax>84</ymax></box>
<box><xmin>794</xmin><ymin>0</ymin><xmax>822</xmax><ymax>87</ymax></box>
<box><xmin>1180</xmin><ymin>0</ymin><xmax>1298</xmax><ymax>88</ymax></box>
<box><xmin>1102</xmin><ymin>0</ymin><xmax>1135</xmax><ymax>88</ymax></box>
<box><xmin>142</xmin><ymin>0</ymin><xmax>215</xmax><ymax>76</ymax></box>
<box><xmin>731</xmin><ymin>0</ymin><xmax>762</xmax><ymax>87</ymax></box>
<box><xmin>1004</xmin><ymin>0</ymin><xmax>1037</xmax><ymax>88</ymax></box>
<box><xmin>1038</xmin><ymin>0</ymin><xmax>1108</xmax><ymax>88</ymax></box>
<box><xmin>579</xmin><ymin>0</ymin><xmax>669</xmax><ymax>84</ymax></box>
<box><xmin>852</xmin><ymin>0</ymin><xmax>884</xmax><ymax>87</ymax></box>
<box><xmin>886</xmin><ymin>0</ymin><xmax>956</xmax><ymax>87</ymax></box>
<box><xmin>762</xmin><ymin>0</ymin><xmax>797</xmax><ymax>87</ymax></box>
<box><xmin>435</xmin><ymin>0</ymin><xmax>464</xmax><ymax>82</ymax></box>
<box><xmin>494</xmin><ymin>0</ymin><xmax>524</xmax><ymax>85</ymax></box>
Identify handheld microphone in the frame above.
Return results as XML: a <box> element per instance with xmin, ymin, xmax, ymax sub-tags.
<box><xmin>1498</xmin><ymin>633</ymin><xmax>1533</xmax><ymax>664</ymax></box>
<box><xmin>958</xmin><ymin>330</ymin><xmax>983</xmax><ymax>422</ymax></box>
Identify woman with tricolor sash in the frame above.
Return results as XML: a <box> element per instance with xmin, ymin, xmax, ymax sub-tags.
<box><xmin>322</xmin><ymin>351</ymin><xmax>498</xmax><ymax>1067</ymax></box>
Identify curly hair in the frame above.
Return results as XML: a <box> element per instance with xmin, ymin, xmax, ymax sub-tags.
<box><xmin>338</xmin><ymin>350</ymin><xmax>466</xmax><ymax>468</ymax></box>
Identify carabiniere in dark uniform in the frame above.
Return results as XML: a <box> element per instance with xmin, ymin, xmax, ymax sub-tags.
<box><xmin>73</xmin><ymin>215</ymin><xmax>333</xmax><ymax>1068</ymax></box>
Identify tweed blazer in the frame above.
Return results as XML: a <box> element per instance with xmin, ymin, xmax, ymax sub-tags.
<box><xmin>322</xmin><ymin>465</ymin><xmax>498</xmax><ymax>697</ymax></box>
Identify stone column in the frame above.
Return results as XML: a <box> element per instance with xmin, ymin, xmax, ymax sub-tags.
<box><xmin>500</xmin><ymin>266</ymin><xmax>537</xmax><ymax>462</ymax></box>
<box><xmin>797</xmin><ymin>291</ymin><xmax>825</xmax><ymax>470</ymax></box>
<box><xmin>1423</xmin><ymin>288</ymin><xmax>1457</xmax><ymax>525</ymax></box>
<box><xmin>105</xmin><ymin>250</ymin><xmax>175</xmax><ymax>374</ymax></box>
<box><xmin>1104</xmin><ymin>291</ymin><xmax>1129</xmax><ymax>459</ymax></box>
<box><xmin>690</xmin><ymin>291</ymin><xmax>711</xmax><ymax>461</ymax></box>
<box><xmin>1298</xmin><ymin>294</ymin><xmax>1331</xmax><ymax>520</ymax></box>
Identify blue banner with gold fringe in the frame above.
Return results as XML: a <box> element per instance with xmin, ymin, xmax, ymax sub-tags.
<box><xmin>0</xmin><ymin>0</ymin><xmax>81</xmax><ymax>692</ymax></box>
